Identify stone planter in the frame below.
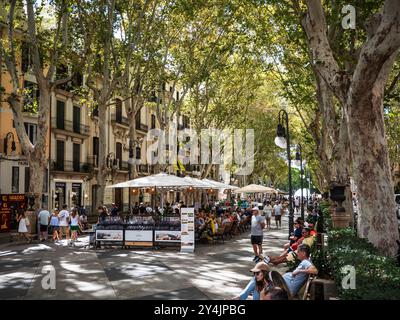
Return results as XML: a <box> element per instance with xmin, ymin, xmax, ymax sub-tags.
<box><xmin>331</xmin><ymin>212</ymin><xmax>351</xmax><ymax>229</ymax></box>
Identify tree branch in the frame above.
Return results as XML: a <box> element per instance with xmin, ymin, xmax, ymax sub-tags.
<box><xmin>385</xmin><ymin>68</ymin><xmax>400</xmax><ymax>95</ymax></box>
<box><xmin>302</xmin><ymin>0</ymin><xmax>348</xmax><ymax>105</ymax></box>
<box><xmin>26</xmin><ymin>0</ymin><xmax>45</xmax><ymax>84</ymax></box>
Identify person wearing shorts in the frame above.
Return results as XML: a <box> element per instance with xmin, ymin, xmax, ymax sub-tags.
<box><xmin>251</xmin><ymin>207</ymin><xmax>265</xmax><ymax>263</ymax></box>
<box><xmin>49</xmin><ymin>209</ymin><xmax>60</xmax><ymax>242</ymax></box>
<box><xmin>263</xmin><ymin>201</ymin><xmax>273</xmax><ymax>230</ymax></box>
<box><xmin>273</xmin><ymin>202</ymin><xmax>282</xmax><ymax>229</ymax></box>
<box><xmin>58</xmin><ymin>204</ymin><xmax>70</xmax><ymax>241</ymax></box>
<box><xmin>38</xmin><ymin>208</ymin><xmax>51</xmax><ymax>241</ymax></box>
<box><xmin>69</xmin><ymin>208</ymin><xmax>81</xmax><ymax>246</ymax></box>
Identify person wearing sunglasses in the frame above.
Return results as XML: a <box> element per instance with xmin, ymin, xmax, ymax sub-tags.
<box><xmin>232</xmin><ymin>262</ymin><xmax>273</xmax><ymax>300</ymax></box>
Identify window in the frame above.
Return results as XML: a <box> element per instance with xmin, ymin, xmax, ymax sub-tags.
<box><xmin>23</xmin><ymin>81</ymin><xmax>40</xmax><ymax>113</ymax></box>
<box><xmin>136</xmin><ymin>146</ymin><xmax>141</xmax><ymax>160</ymax></box>
<box><xmin>92</xmin><ymin>104</ymin><xmax>99</xmax><ymax>117</ymax></box>
<box><xmin>56</xmin><ymin>140</ymin><xmax>65</xmax><ymax>171</ymax></box>
<box><xmin>135</xmin><ymin>110</ymin><xmax>141</xmax><ymax>129</ymax></box>
<box><xmin>12</xmin><ymin>167</ymin><xmax>19</xmax><ymax>193</ymax></box>
<box><xmin>93</xmin><ymin>137</ymin><xmax>99</xmax><ymax>167</ymax></box>
<box><xmin>72</xmin><ymin>72</ymin><xmax>83</xmax><ymax>88</ymax></box>
<box><xmin>56</xmin><ymin>100</ymin><xmax>65</xmax><ymax>130</ymax></box>
<box><xmin>24</xmin><ymin>123</ymin><xmax>37</xmax><ymax>145</ymax></box>
<box><xmin>73</xmin><ymin>144</ymin><xmax>80</xmax><ymax>172</ymax></box>
<box><xmin>170</xmin><ymin>86</ymin><xmax>173</xmax><ymax>92</ymax></box>
<box><xmin>73</xmin><ymin>106</ymin><xmax>81</xmax><ymax>134</ymax></box>
<box><xmin>25</xmin><ymin>167</ymin><xmax>30</xmax><ymax>193</ymax></box>
<box><xmin>21</xmin><ymin>42</ymin><xmax>32</xmax><ymax>73</ymax></box>
<box><xmin>176</xmin><ymin>91</ymin><xmax>180</xmax><ymax>101</ymax></box>
<box><xmin>116</xmin><ymin>142</ymin><xmax>122</xmax><ymax>169</ymax></box>
<box><xmin>151</xmin><ymin>114</ymin><xmax>156</xmax><ymax>129</ymax></box>
<box><xmin>115</xmin><ymin>99</ymin><xmax>122</xmax><ymax>123</ymax></box>
<box><xmin>56</xmin><ymin>64</ymin><xmax>69</xmax><ymax>90</ymax></box>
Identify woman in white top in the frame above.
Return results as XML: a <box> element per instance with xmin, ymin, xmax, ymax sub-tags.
<box><xmin>17</xmin><ymin>211</ymin><xmax>31</xmax><ymax>243</ymax></box>
<box><xmin>69</xmin><ymin>208</ymin><xmax>81</xmax><ymax>245</ymax></box>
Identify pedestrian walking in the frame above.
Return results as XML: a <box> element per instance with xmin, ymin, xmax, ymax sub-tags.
<box><xmin>58</xmin><ymin>204</ymin><xmax>70</xmax><ymax>241</ymax></box>
<box><xmin>17</xmin><ymin>211</ymin><xmax>31</xmax><ymax>243</ymax></box>
<box><xmin>38</xmin><ymin>206</ymin><xmax>51</xmax><ymax>241</ymax></box>
<box><xmin>250</xmin><ymin>207</ymin><xmax>266</xmax><ymax>263</ymax></box>
<box><xmin>263</xmin><ymin>201</ymin><xmax>273</xmax><ymax>230</ymax></box>
<box><xmin>49</xmin><ymin>209</ymin><xmax>60</xmax><ymax>242</ymax></box>
<box><xmin>69</xmin><ymin>208</ymin><xmax>81</xmax><ymax>246</ymax></box>
<box><xmin>273</xmin><ymin>201</ymin><xmax>282</xmax><ymax>229</ymax></box>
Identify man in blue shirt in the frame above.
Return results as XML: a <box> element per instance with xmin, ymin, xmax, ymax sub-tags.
<box><xmin>282</xmin><ymin>244</ymin><xmax>318</xmax><ymax>297</ymax></box>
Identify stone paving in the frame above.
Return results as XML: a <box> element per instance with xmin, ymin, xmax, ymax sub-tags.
<box><xmin>0</xmin><ymin>214</ymin><xmax>295</xmax><ymax>300</ymax></box>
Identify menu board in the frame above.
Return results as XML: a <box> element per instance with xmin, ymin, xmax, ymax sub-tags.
<box><xmin>0</xmin><ymin>194</ymin><xmax>26</xmax><ymax>233</ymax></box>
<box><xmin>180</xmin><ymin>208</ymin><xmax>195</xmax><ymax>253</ymax></box>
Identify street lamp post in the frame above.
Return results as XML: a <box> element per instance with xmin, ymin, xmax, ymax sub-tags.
<box><xmin>275</xmin><ymin>109</ymin><xmax>294</xmax><ymax>237</ymax></box>
<box><xmin>295</xmin><ymin>144</ymin><xmax>304</xmax><ymax>220</ymax></box>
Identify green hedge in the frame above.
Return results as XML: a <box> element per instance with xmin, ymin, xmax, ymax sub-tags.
<box><xmin>327</xmin><ymin>228</ymin><xmax>400</xmax><ymax>300</ymax></box>
<box><xmin>286</xmin><ymin>202</ymin><xmax>400</xmax><ymax>299</ymax></box>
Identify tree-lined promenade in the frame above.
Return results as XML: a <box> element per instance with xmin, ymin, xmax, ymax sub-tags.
<box><xmin>0</xmin><ymin>0</ymin><xmax>399</xmax><ymax>261</ymax></box>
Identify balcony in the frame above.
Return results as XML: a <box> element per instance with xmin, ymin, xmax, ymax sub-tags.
<box><xmin>111</xmin><ymin>113</ymin><xmax>130</xmax><ymax>128</ymax></box>
<box><xmin>119</xmin><ymin>160</ymin><xmax>129</xmax><ymax>171</ymax></box>
<box><xmin>138</xmin><ymin>164</ymin><xmax>149</xmax><ymax>173</ymax></box>
<box><xmin>136</xmin><ymin>123</ymin><xmax>148</xmax><ymax>132</ymax></box>
<box><xmin>88</xmin><ymin>155</ymin><xmax>98</xmax><ymax>168</ymax></box>
<box><xmin>51</xmin><ymin>118</ymin><xmax>90</xmax><ymax>137</ymax></box>
<box><xmin>51</xmin><ymin>161</ymin><xmax>92</xmax><ymax>173</ymax></box>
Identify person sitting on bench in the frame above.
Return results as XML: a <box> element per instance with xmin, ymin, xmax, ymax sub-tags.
<box><xmin>282</xmin><ymin>244</ymin><xmax>318</xmax><ymax>297</ymax></box>
<box><xmin>268</xmin><ymin>228</ymin><xmax>314</xmax><ymax>265</ymax></box>
<box><xmin>260</xmin><ymin>286</ymin><xmax>289</xmax><ymax>300</ymax></box>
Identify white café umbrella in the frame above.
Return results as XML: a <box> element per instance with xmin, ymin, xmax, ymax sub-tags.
<box><xmin>234</xmin><ymin>184</ymin><xmax>277</xmax><ymax>194</ymax></box>
<box><xmin>183</xmin><ymin>176</ymin><xmax>214</xmax><ymax>189</ymax></box>
<box><xmin>202</xmin><ymin>178</ymin><xmax>238</xmax><ymax>190</ymax></box>
<box><xmin>106</xmin><ymin>173</ymin><xmax>194</xmax><ymax>189</ymax></box>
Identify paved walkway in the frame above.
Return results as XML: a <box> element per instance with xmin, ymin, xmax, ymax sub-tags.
<box><xmin>0</xmin><ymin>214</ymin><xmax>295</xmax><ymax>300</ymax></box>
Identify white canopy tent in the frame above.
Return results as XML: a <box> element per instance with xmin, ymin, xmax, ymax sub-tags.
<box><xmin>294</xmin><ymin>188</ymin><xmax>311</xmax><ymax>197</ymax></box>
<box><xmin>233</xmin><ymin>184</ymin><xmax>277</xmax><ymax>194</ymax></box>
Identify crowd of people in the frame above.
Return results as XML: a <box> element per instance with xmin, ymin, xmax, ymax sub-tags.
<box><xmin>17</xmin><ymin>204</ymin><xmax>91</xmax><ymax>245</ymax></box>
<box><xmin>235</xmin><ymin>196</ymin><xmax>321</xmax><ymax>300</ymax></box>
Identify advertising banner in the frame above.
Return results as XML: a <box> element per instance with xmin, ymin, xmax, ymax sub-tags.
<box><xmin>125</xmin><ymin>230</ymin><xmax>153</xmax><ymax>242</ymax></box>
<box><xmin>96</xmin><ymin>229</ymin><xmax>123</xmax><ymax>241</ymax></box>
<box><xmin>154</xmin><ymin>230</ymin><xmax>181</xmax><ymax>242</ymax></box>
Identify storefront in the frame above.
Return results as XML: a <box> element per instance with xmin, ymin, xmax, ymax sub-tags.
<box><xmin>51</xmin><ymin>179</ymin><xmax>87</xmax><ymax>209</ymax></box>
<box><xmin>0</xmin><ymin>194</ymin><xmax>27</xmax><ymax>233</ymax></box>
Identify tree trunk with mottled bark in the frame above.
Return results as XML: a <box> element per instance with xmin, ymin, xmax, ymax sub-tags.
<box><xmin>95</xmin><ymin>103</ymin><xmax>108</xmax><ymax>209</ymax></box>
<box><xmin>302</xmin><ymin>0</ymin><xmax>400</xmax><ymax>256</ymax></box>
